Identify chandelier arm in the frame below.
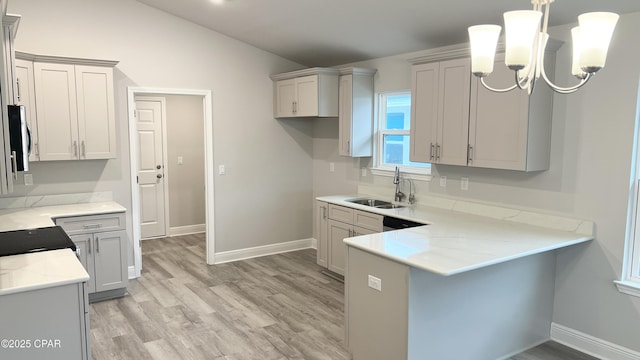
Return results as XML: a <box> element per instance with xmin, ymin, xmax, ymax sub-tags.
<box><xmin>480</xmin><ymin>77</ymin><xmax>518</xmax><ymax>93</ymax></box>
<box><xmin>539</xmin><ymin>61</ymin><xmax>592</xmax><ymax>93</ymax></box>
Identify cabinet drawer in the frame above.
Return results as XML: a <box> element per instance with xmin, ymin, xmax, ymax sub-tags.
<box><xmin>328</xmin><ymin>204</ymin><xmax>354</xmax><ymax>223</ymax></box>
<box><xmin>354</xmin><ymin>210</ymin><xmax>383</xmax><ymax>232</ymax></box>
<box><xmin>56</xmin><ymin>212</ymin><xmax>125</xmax><ymax>235</ymax></box>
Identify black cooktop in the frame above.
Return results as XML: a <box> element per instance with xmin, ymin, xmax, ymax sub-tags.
<box><xmin>0</xmin><ymin>226</ymin><xmax>76</xmax><ymax>257</ymax></box>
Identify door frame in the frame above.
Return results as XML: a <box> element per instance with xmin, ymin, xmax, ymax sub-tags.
<box><xmin>127</xmin><ymin>87</ymin><xmax>215</xmax><ymax>277</ymax></box>
<box><xmin>134</xmin><ymin>96</ymin><xmax>170</xmax><ymax>240</ymax></box>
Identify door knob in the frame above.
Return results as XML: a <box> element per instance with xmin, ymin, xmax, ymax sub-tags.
<box><xmin>156</xmin><ymin>165</ymin><xmax>162</xmax><ymax>169</ymax></box>
<box><xmin>157</xmin><ymin>174</ymin><xmax>163</xmax><ymax>179</ymax></box>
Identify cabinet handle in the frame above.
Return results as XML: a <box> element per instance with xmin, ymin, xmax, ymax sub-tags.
<box><xmin>75</xmin><ymin>247</ymin><xmax>81</xmax><ymax>257</ymax></box>
<box><xmin>16</xmin><ymin>78</ymin><xmax>21</xmax><ymax>102</ymax></box>
<box><xmin>436</xmin><ymin>144</ymin><xmax>441</xmax><ymax>161</ymax></box>
<box><xmin>10</xmin><ymin>151</ymin><xmax>17</xmax><ymax>180</ymax></box>
<box><xmin>468</xmin><ymin>145</ymin><xmax>473</xmax><ymax>163</ymax></box>
<box><xmin>81</xmin><ymin>141</ymin><xmax>86</xmax><ymax>158</ymax></box>
<box><xmin>83</xmin><ymin>224</ymin><xmax>102</xmax><ymax>229</ymax></box>
<box><xmin>322</xmin><ymin>206</ymin><xmax>327</xmax><ymax>220</ymax></box>
<box><xmin>88</xmin><ymin>240</ymin><xmax>92</xmax><ymax>255</ymax></box>
<box><xmin>347</xmin><ymin>140</ymin><xmax>350</xmax><ymax>154</ymax></box>
<box><xmin>96</xmin><ymin>237</ymin><xmax>100</xmax><ymax>253</ymax></box>
<box><xmin>73</xmin><ymin>141</ymin><xmax>78</xmax><ymax>158</ymax></box>
<box><xmin>293</xmin><ymin>101</ymin><xmax>297</xmax><ymax>114</ymax></box>
<box><xmin>34</xmin><ymin>143</ymin><xmax>39</xmax><ymax>156</ymax></box>
<box><xmin>430</xmin><ymin>143</ymin><xmax>434</xmax><ymax>161</ymax></box>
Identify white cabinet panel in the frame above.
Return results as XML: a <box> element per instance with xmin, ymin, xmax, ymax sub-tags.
<box><xmin>94</xmin><ymin>230</ymin><xmax>127</xmax><ymax>293</ymax></box>
<box><xmin>34</xmin><ymin>62</ymin><xmax>78</xmax><ymax>161</ymax></box>
<box><xmin>75</xmin><ymin>65</ymin><xmax>116</xmax><ymax>159</ymax></box>
<box><xmin>328</xmin><ymin>218</ymin><xmax>350</xmax><ymax>275</ymax></box>
<box><xmin>410</xmin><ymin>58</ymin><xmax>470</xmax><ymax>166</ymax></box>
<box><xmin>338</xmin><ymin>68</ymin><xmax>375</xmax><ymax>157</ymax></box>
<box><xmin>271</xmin><ymin>68</ymin><xmax>339</xmax><ymax>118</ymax></box>
<box><xmin>15</xmin><ymin>59</ymin><xmax>39</xmax><ymax>161</ymax></box>
<box><xmin>33</xmin><ymin>61</ymin><xmax>117</xmax><ymax>161</ymax></box>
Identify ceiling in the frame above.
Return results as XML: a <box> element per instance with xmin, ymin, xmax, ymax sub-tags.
<box><xmin>136</xmin><ymin>0</ymin><xmax>640</xmax><ymax>67</ymax></box>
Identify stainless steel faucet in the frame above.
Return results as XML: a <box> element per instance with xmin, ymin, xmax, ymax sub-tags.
<box><xmin>393</xmin><ymin>166</ymin><xmax>405</xmax><ymax>202</ymax></box>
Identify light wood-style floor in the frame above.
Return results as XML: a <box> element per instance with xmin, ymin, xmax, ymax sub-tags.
<box><xmin>89</xmin><ymin>234</ymin><xmax>598</xmax><ymax>360</ymax></box>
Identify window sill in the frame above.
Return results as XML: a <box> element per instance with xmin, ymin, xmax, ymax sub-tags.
<box><xmin>370</xmin><ymin>168</ymin><xmax>432</xmax><ymax>182</ymax></box>
<box><xmin>614</xmin><ymin>280</ymin><xmax>640</xmax><ymax>298</ymax></box>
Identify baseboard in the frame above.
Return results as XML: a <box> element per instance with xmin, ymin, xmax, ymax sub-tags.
<box><xmin>168</xmin><ymin>224</ymin><xmax>206</xmax><ymax>237</ymax></box>
<box><xmin>551</xmin><ymin>323</ymin><xmax>640</xmax><ymax>360</ymax></box>
<box><xmin>214</xmin><ymin>238</ymin><xmax>315</xmax><ymax>264</ymax></box>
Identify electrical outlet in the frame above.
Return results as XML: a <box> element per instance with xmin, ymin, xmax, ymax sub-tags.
<box><xmin>368</xmin><ymin>275</ymin><xmax>382</xmax><ymax>291</ymax></box>
<box><xmin>177</xmin><ymin>156</ymin><xmax>183</xmax><ymax>165</ymax></box>
<box><xmin>440</xmin><ymin>176</ymin><xmax>447</xmax><ymax>187</ymax></box>
<box><xmin>461</xmin><ymin>177</ymin><xmax>469</xmax><ymax>191</ymax></box>
<box><xmin>361</xmin><ymin>167</ymin><xmax>367</xmax><ymax>177</ymax></box>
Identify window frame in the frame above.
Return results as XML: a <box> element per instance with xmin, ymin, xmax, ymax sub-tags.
<box><xmin>371</xmin><ymin>91</ymin><xmax>431</xmax><ymax>180</ymax></box>
<box><xmin>616</xmin><ymin>98</ymin><xmax>640</xmax><ymax>297</ymax></box>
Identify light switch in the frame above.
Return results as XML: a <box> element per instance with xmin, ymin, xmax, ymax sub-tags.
<box><xmin>24</xmin><ymin>173</ymin><xmax>33</xmax><ymax>186</ymax></box>
<box><xmin>177</xmin><ymin>156</ymin><xmax>183</xmax><ymax>165</ymax></box>
<box><xmin>361</xmin><ymin>167</ymin><xmax>367</xmax><ymax>177</ymax></box>
<box><xmin>461</xmin><ymin>177</ymin><xmax>469</xmax><ymax>191</ymax></box>
<box><xmin>329</xmin><ymin>162</ymin><xmax>335</xmax><ymax>172</ymax></box>
<box><xmin>218</xmin><ymin>165</ymin><xmax>225</xmax><ymax>175</ymax></box>
<box><xmin>440</xmin><ymin>176</ymin><xmax>447</xmax><ymax>187</ymax></box>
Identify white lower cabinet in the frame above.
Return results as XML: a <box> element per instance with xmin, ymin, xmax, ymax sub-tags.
<box><xmin>56</xmin><ymin>212</ymin><xmax>128</xmax><ymax>301</ymax></box>
<box><xmin>0</xmin><ymin>282</ymin><xmax>90</xmax><ymax>360</ymax></box>
<box><xmin>317</xmin><ymin>203</ymin><xmax>383</xmax><ymax>276</ymax></box>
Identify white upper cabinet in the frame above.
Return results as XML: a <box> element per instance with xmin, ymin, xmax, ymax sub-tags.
<box><xmin>338</xmin><ymin>67</ymin><xmax>376</xmax><ymax>157</ymax></box>
<box><xmin>410</xmin><ymin>58</ymin><xmax>470</xmax><ymax>166</ymax></box>
<box><xmin>32</xmin><ymin>57</ymin><xmax>117</xmax><ymax>161</ymax></box>
<box><xmin>409</xmin><ymin>44</ymin><xmax>555</xmax><ymax>172</ymax></box>
<box><xmin>271</xmin><ymin>67</ymin><xmax>339</xmax><ymax>118</ymax></box>
<box><xmin>469</xmin><ymin>52</ymin><xmax>553</xmax><ymax>171</ymax></box>
<box><xmin>15</xmin><ymin>59</ymin><xmax>39</xmax><ymax>162</ymax></box>
<box><xmin>0</xmin><ymin>13</ymin><xmax>20</xmax><ymax>195</ymax></box>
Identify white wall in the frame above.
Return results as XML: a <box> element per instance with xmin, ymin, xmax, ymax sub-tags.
<box><xmin>7</xmin><ymin>0</ymin><xmax>311</xmax><ymax>262</ymax></box>
<box><xmin>317</xmin><ymin>12</ymin><xmax>640</xmax><ymax>353</ymax></box>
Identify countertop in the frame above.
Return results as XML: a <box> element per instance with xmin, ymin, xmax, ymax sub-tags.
<box><xmin>317</xmin><ymin>195</ymin><xmax>593</xmax><ymax>276</ymax></box>
<box><xmin>0</xmin><ymin>249</ymin><xmax>90</xmax><ymax>295</ymax></box>
<box><xmin>0</xmin><ymin>201</ymin><xmax>126</xmax><ymax>295</ymax></box>
<box><xmin>0</xmin><ymin>201</ymin><xmax>126</xmax><ymax>232</ymax></box>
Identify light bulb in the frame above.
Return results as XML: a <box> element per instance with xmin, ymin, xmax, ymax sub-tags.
<box><xmin>468</xmin><ymin>25</ymin><xmax>502</xmax><ymax>77</ymax></box>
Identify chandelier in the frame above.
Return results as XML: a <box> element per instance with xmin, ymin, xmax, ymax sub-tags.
<box><xmin>467</xmin><ymin>0</ymin><xmax>619</xmax><ymax>94</ymax></box>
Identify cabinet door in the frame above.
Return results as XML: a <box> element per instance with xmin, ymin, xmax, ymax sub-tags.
<box><xmin>294</xmin><ymin>75</ymin><xmax>319</xmax><ymax>117</ymax></box>
<box><xmin>75</xmin><ymin>65</ymin><xmax>116</xmax><ymax>159</ymax></box>
<box><xmin>275</xmin><ymin>79</ymin><xmax>295</xmax><ymax>118</ymax></box>
<box><xmin>438</xmin><ymin>58</ymin><xmax>471</xmax><ymax>166</ymax></box>
<box><xmin>410</xmin><ymin>62</ymin><xmax>439</xmax><ymax>163</ymax></box>
<box><xmin>34</xmin><ymin>62</ymin><xmax>79</xmax><ymax>161</ymax></box>
<box><xmin>93</xmin><ymin>230</ymin><xmax>128</xmax><ymax>293</ymax></box>
<box><xmin>469</xmin><ymin>53</ymin><xmax>529</xmax><ymax>170</ymax></box>
<box><xmin>328</xmin><ymin>219</ymin><xmax>350</xmax><ymax>275</ymax></box>
<box><xmin>338</xmin><ymin>74</ymin><xmax>353</xmax><ymax>156</ymax></box>
<box><xmin>71</xmin><ymin>234</ymin><xmax>95</xmax><ymax>293</ymax></box>
<box><xmin>15</xmin><ymin>59</ymin><xmax>39</xmax><ymax>162</ymax></box>
<box><xmin>316</xmin><ymin>201</ymin><xmax>329</xmax><ymax>268</ymax></box>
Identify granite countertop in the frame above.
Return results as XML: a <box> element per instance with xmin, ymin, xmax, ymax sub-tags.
<box><xmin>0</xmin><ymin>249</ymin><xmax>90</xmax><ymax>295</ymax></box>
<box><xmin>0</xmin><ymin>201</ymin><xmax>126</xmax><ymax>295</ymax></box>
<box><xmin>0</xmin><ymin>201</ymin><xmax>126</xmax><ymax>232</ymax></box>
<box><xmin>317</xmin><ymin>195</ymin><xmax>593</xmax><ymax>276</ymax></box>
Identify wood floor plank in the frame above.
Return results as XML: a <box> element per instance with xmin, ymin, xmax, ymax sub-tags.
<box><xmin>90</xmin><ymin>234</ymin><xmax>597</xmax><ymax>360</ymax></box>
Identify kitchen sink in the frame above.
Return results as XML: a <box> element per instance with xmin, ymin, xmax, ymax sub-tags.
<box><xmin>345</xmin><ymin>198</ymin><xmax>405</xmax><ymax>209</ymax></box>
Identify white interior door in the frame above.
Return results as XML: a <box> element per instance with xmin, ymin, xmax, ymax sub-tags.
<box><xmin>135</xmin><ymin>97</ymin><xmax>167</xmax><ymax>239</ymax></box>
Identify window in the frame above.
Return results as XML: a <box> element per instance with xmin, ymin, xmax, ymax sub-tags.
<box><xmin>617</xmin><ymin>95</ymin><xmax>640</xmax><ymax>297</ymax></box>
<box><xmin>373</xmin><ymin>92</ymin><xmax>430</xmax><ymax>177</ymax></box>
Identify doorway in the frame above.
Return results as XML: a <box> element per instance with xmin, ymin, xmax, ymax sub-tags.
<box><xmin>127</xmin><ymin>87</ymin><xmax>215</xmax><ymax>277</ymax></box>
